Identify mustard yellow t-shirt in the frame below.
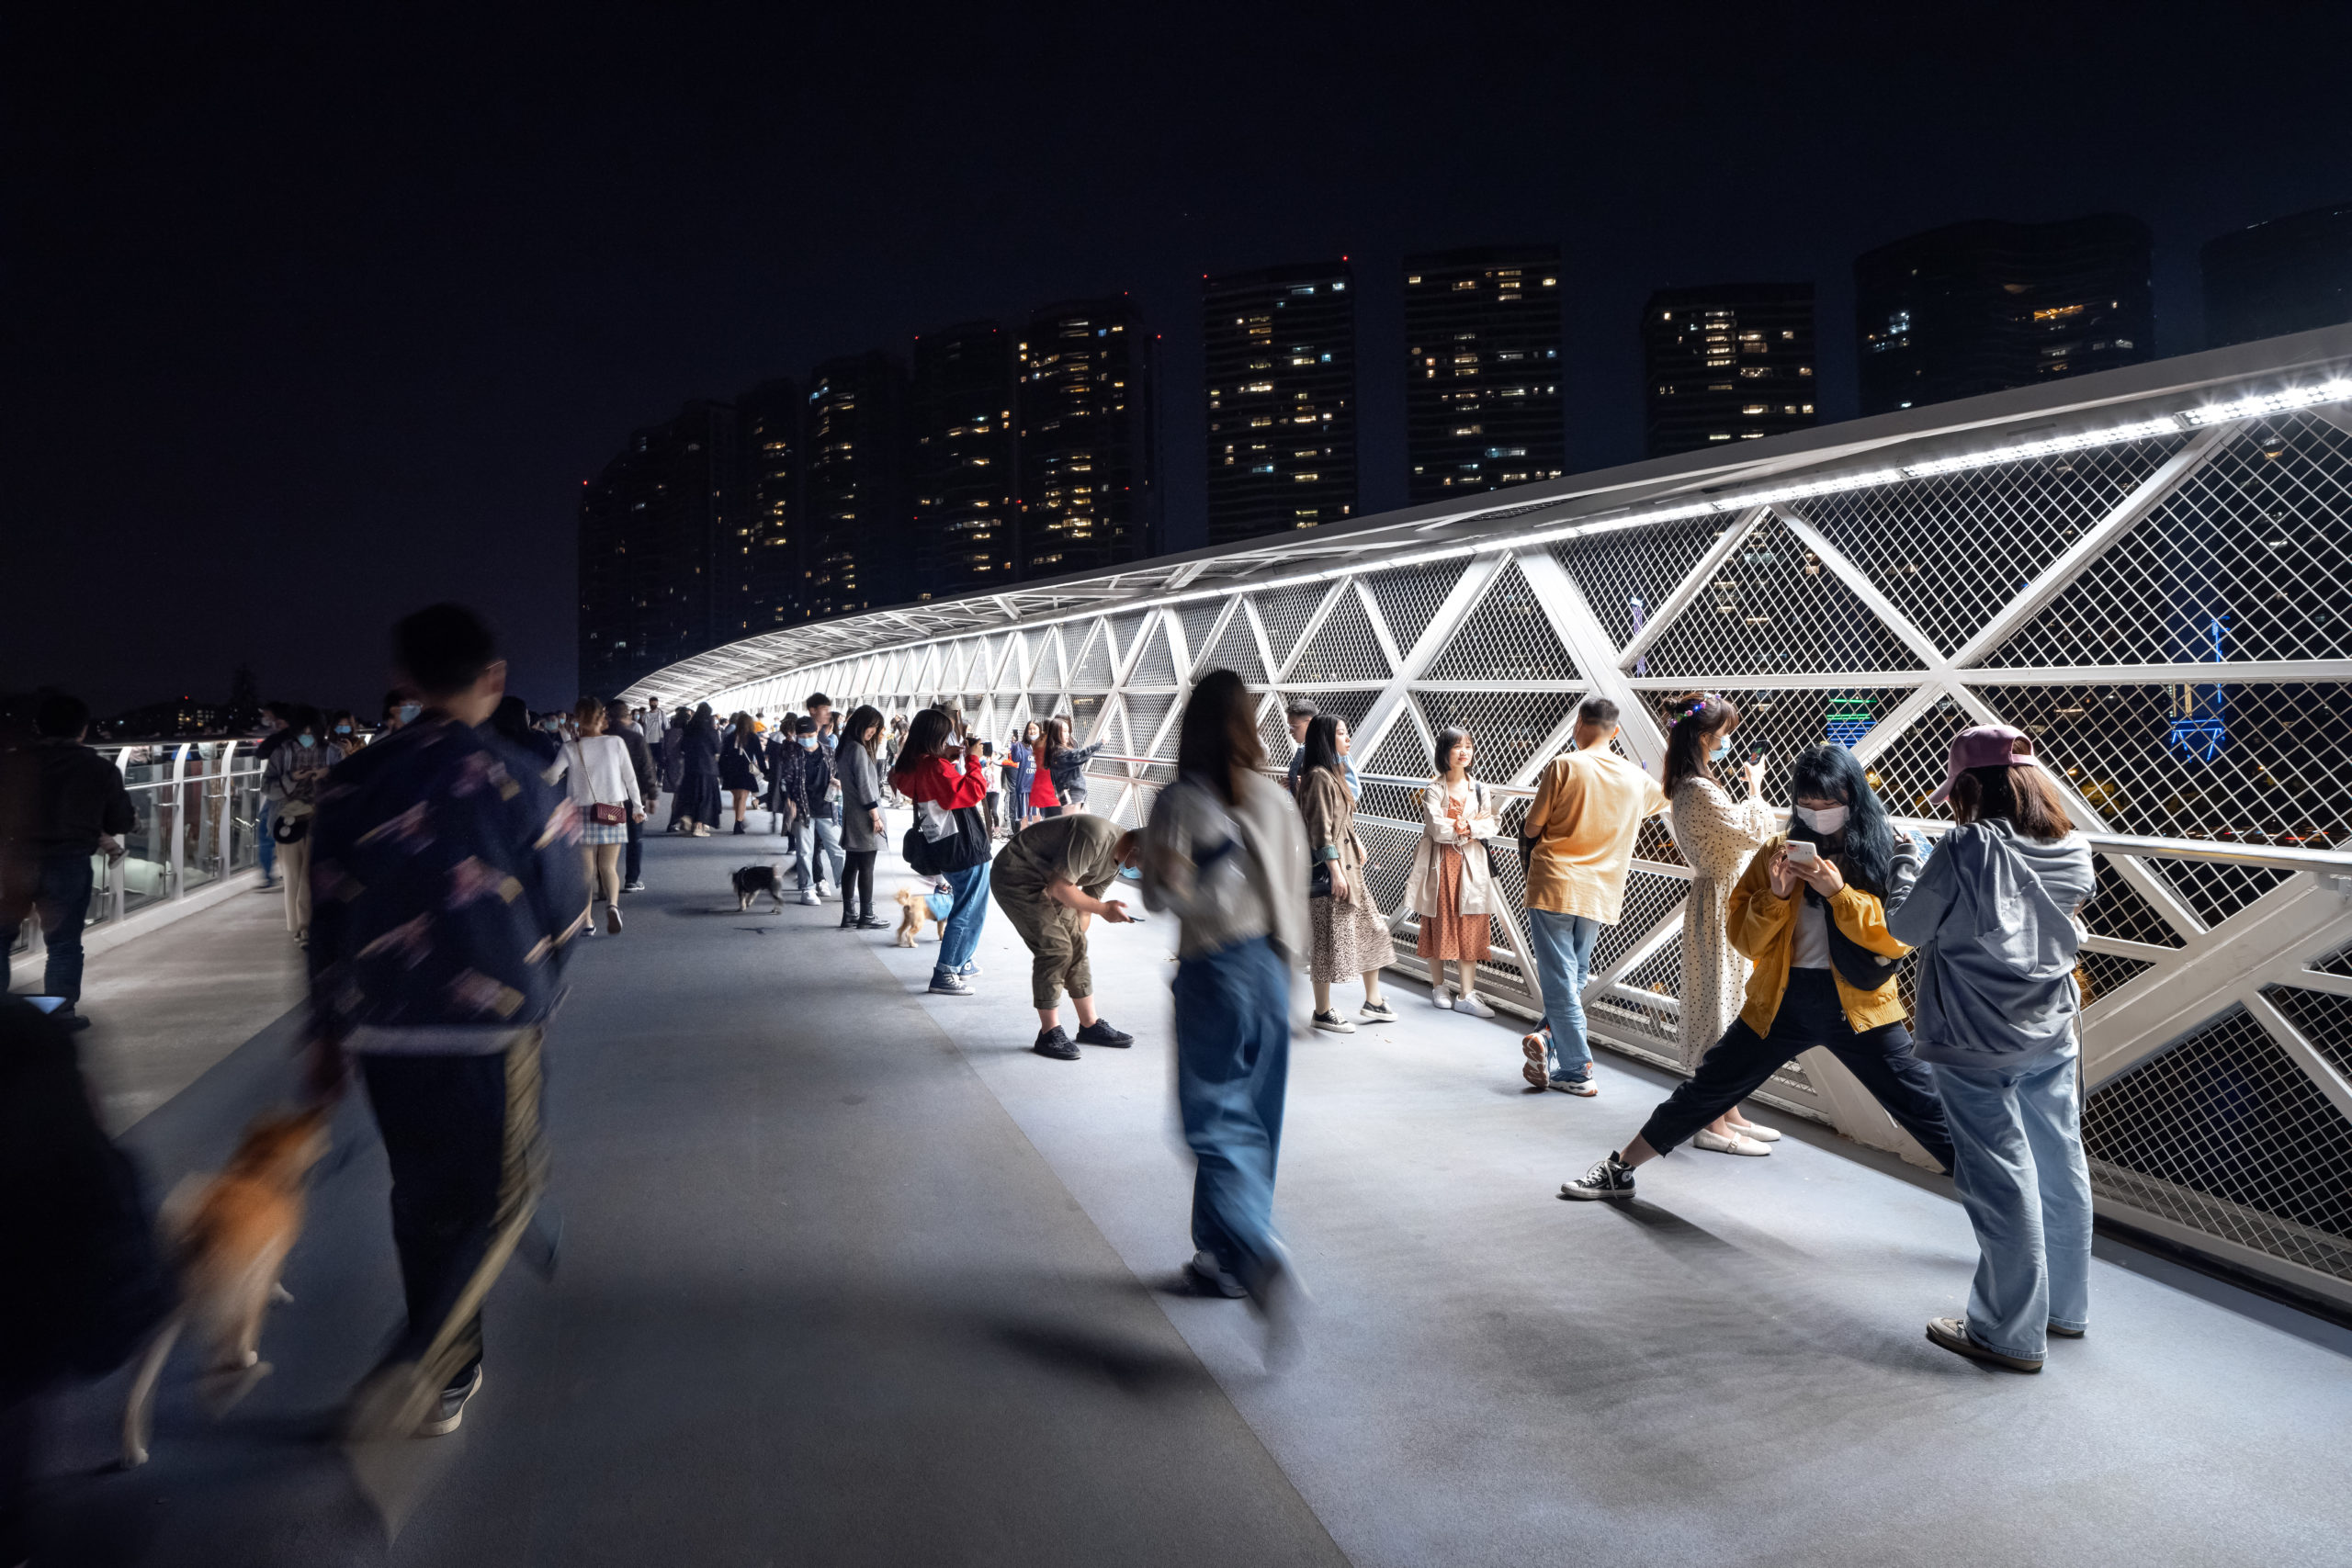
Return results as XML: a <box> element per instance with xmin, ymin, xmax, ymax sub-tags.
<box><xmin>1521</xmin><ymin>746</ymin><xmax>1668</xmax><ymax>922</ymax></box>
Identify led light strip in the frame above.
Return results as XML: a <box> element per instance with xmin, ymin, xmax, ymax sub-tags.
<box><xmin>692</xmin><ymin>376</ymin><xmax>2352</xmax><ymax>696</ymax></box>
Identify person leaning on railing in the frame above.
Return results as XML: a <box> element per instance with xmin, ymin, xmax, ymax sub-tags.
<box><xmin>1043</xmin><ymin>716</ymin><xmax>1102</xmax><ymax>814</ymax></box>
<box><xmin>1890</xmin><ymin>727</ymin><xmax>2096</xmax><ymax>1375</ymax></box>
<box><xmin>1661</xmin><ymin>694</ymin><xmax>1781</xmax><ymax>1155</ymax></box>
<box><xmin>1408</xmin><ymin>726</ymin><xmax>1499</xmax><ymax>1020</ymax></box>
<box><xmin>1297</xmin><ymin>714</ymin><xmax>1397</xmax><ymax>1033</ymax></box>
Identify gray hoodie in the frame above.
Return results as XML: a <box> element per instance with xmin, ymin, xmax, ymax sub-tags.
<box><xmin>1886</xmin><ymin>820</ymin><xmax>2096</xmax><ymax>1067</ymax></box>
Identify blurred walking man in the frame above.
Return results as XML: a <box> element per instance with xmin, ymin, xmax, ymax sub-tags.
<box><xmin>1</xmin><ymin>692</ymin><xmax>130</xmax><ymax>1029</ymax></box>
<box><xmin>306</xmin><ymin>604</ymin><xmax>585</xmax><ymax>1438</ymax></box>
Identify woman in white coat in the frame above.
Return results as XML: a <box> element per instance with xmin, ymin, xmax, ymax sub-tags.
<box><xmin>550</xmin><ymin>695</ymin><xmax>645</xmax><ymax>934</ymax></box>
<box><xmin>1408</xmin><ymin>728</ymin><xmax>1501</xmax><ymax>1018</ymax></box>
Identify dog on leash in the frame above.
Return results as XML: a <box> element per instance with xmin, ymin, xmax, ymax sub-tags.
<box><xmin>893</xmin><ymin>881</ymin><xmax>953</xmax><ymax>946</ymax></box>
<box><xmin>733</xmin><ymin>863</ymin><xmax>788</xmax><ymax>912</ymax></box>
<box><xmin>121</xmin><ymin>1104</ymin><xmax>331</xmax><ymax>1468</ymax></box>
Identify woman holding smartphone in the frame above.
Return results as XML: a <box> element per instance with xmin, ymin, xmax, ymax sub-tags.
<box><xmin>1560</xmin><ymin>744</ymin><xmax>1954</xmax><ymax>1201</ymax></box>
<box><xmin>1662</xmin><ymin>694</ymin><xmax>1781</xmax><ymax>1154</ymax></box>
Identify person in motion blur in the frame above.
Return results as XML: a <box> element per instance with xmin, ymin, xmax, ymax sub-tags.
<box><xmin>834</xmin><ymin>705</ymin><xmax>890</xmax><ymax>930</ymax></box>
<box><xmin>490</xmin><ymin>694</ymin><xmax>560</xmax><ymax>769</ymax></box>
<box><xmin>306</xmin><ymin>604</ymin><xmax>585</xmax><ymax>1439</ymax></box>
<box><xmin>605</xmin><ymin>699</ymin><xmax>658</xmax><ymax>892</ymax></box>
<box><xmin>658</xmin><ymin>705</ymin><xmax>687</xmax><ymax>807</ymax></box>
<box><xmin>0</xmin><ymin>692</ymin><xmax>131</xmax><ymax>1028</ymax></box>
<box><xmin>266</xmin><ymin>705</ymin><xmax>334</xmax><ymax>947</ymax></box>
<box><xmin>669</xmin><ymin>704</ymin><xmax>721</xmax><ymax>836</ymax></box>
<box><xmin>719</xmin><ymin>709</ymin><xmax>765</xmax><ymax>835</ymax></box>
<box><xmin>1661</xmin><ymin>694</ymin><xmax>1781</xmax><ymax>1153</ymax></box>
<box><xmin>990</xmin><ymin>811</ymin><xmax>1141</xmax><ymax>1059</ymax></box>
<box><xmin>1518</xmin><ymin>697</ymin><xmax>1668</xmax><ymax>1095</ymax></box>
<box><xmin>1559</xmin><ymin>744</ymin><xmax>1954</xmax><ymax>1201</ymax></box>
<box><xmin>1296</xmin><ymin>715</ymin><xmax>1396</xmax><ymax>1033</ymax></box>
<box><xmin>551</xmin><ymin>696</ymin><xmax>645</xmax><ymax>934</ymax></box>
<box><xmin>381</xmin><ymin>687</ymin><xmax>422</xmax><ymax>736</ymax></box>
<box><xmin>888</xmin><ymin>706</ymin><xmax>993</xmax><ymax>995</ymax></box>
<box><xmin>1141</xmin><ymin>669</ymin><xmax>1311</xmax><ymax>1355</ymax></box>
<box><xmin>1891</xmin><ymin>728</ymin><xmax>2095</xmax><ymax>1373</ymax></box>
<box><xmin>1408</xmin><ymin>727</ymin><xmax>1499</xmax><ymax>1019</ymax></box>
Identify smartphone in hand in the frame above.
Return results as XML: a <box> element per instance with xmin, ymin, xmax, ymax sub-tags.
<box><xmin>1785</xmin><ymin>840</ymin><xmax>1819</xmax><ymax>867</ymax></box>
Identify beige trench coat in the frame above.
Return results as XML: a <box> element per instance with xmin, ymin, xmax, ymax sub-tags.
<box><xmin>1407</xmin><ymin>777</ymin><xmax>1500</xmax><ymax>918</ymax></box>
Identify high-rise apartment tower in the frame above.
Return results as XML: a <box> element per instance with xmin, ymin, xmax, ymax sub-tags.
<box><xmin>577</xmin><ymin>400</ymin><xmax>741</xmax><ymax>694</ymax></box>
<box><xmin>1641</xmin><ymin>284</ymin><xmax>1817</xmax><ymax>457</ymax></box>
<box><xmin>1017</xmin><ymin>298</ymin><xmax>1158</xmax><ymax>577</ymax></box>
<box><xmin>803</xmin><ymin>352</ymin><xmax>910</xmax><ymax>620</ymax></box>
<box><xmin>2202</xmin><ymin>200</ymin><xmax>2352</xmax><ymax>348</ymax></box>
<box><xmin>909</xmin><ymin>324</ymin><xmax>1017</xmax><ymax>600</ymax></box>
<box><xmin>734</xmin><ymin>378</ymin><xmax>801</xmax><ymax>633</ymax></box>
<box><xmin>1403</xmin><ymin>247</ymin><xmax>1564</xmax><ymax>502</ymax></box>
<box><xmin>1203</xmin><ymin>261</ymin><xmax>1357</xmax><ymax>545</ymax></box>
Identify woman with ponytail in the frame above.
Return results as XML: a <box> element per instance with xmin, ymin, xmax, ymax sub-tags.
<box><xmin>1561</xmin><ymin>743</ymin><xmax>1953</xmax><ymax>1202</ymax></box>
<box><xmin>1660</xmin><ymin>694</ymin><xmax>1780</xmax><ymax>1155</ymax></box>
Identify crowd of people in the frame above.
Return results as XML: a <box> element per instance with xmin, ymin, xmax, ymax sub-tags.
<box><xmin>1</xmin><ymin>613</ymin><xmax>2106</xmax><ymax>1534</ymax></box>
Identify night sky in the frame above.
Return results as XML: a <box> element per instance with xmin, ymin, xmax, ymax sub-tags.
<box><xmin>9</xmin><ymin>4</ymin><xmax>2350</xmax><ymax>716</ymax></box>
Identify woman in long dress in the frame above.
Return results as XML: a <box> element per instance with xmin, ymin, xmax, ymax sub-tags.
<box><xmin>1663</xmin><ymin>693</ymin><xmax>1780</xmax><ymax>1155</ymax></box>
<box><xmin>1296</xmin><ymin>715</ymin><xmax>1396</xmax><ymax>1033</ymax></box>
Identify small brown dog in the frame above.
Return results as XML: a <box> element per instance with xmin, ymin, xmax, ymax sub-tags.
<box><xmin>893</xmin><ymin>883</ymin><xmax>951</xmax><ymax>947</ymax></box>
<box><xmin>121</xmin><ymin>1104</ymin><xmax>331</xmax><ymax>1468</ymax></box>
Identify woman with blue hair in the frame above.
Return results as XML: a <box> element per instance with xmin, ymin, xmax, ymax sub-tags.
<box><xmin>1560</xmin><ymin>743</ymin><xmax>1954</xmax><ymax>1201</ymax></box>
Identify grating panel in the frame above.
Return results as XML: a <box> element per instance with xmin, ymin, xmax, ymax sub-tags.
<box><xmin>2142</xmin><ymin>858</ymin><xmax>2295</xmax><ymax>929</ymax></box>
<box><xmin>1289</xmin><ymin>591</ymin><xmax>1394</xmax><ymax>683</ymax></box>
<box><xmin>2082</xmin><ymin>853</ymin><xmax>2185</xmax><ymax>947</ymax></box>
<box><xmin>1175</xmin><ymin>600</ymin><xmax>1232</xmax><ymax>673</ymax></box>
<box><xmin>1357</xmin><ymin>820</ymin><xmax>1419</xmax><ymax>916</ymax></box>
<box><xmin>1424</xmin><ymin>561</ymin><xmax>1578</xmax><ymax>682</ymax></box>
<box><xmin>1357</xmin><ymin>780</ymin><xmax>1424</xmax><ymax>828</ymax></box>
<box><xmin>1975</xmin><ymin>682</ymin><xmax>2352</xmax><ymax>852</ymax></box>
<box><xmin>2076</xmin><ymin>949</ymin><xmax>2156</xmax><ymax>1005</ymax></box>
<box><xmin>2260</xmin><ymin>984</ymin><xmax>2352</xmax><ymax>1083</ymax></box>
<box><xmin>1417</xmin><ymin>690</ymin><xmax>1578</xmax><ymax>784</ymax></box>
<box><xmin>1106</xmin><ymin>613</ymin><xmax>1149</xmax><ymax>675</ymax></box>
<box><xmin>1254</xmin><ymin>583</ymin><xmax>1331</xmax><ymax>669</ymax></box>
<box><xmin>1361</xmin><ymin>703</ymin><xmax>1434</xmax><ymax>782</ymax></box>
<box><xmin>1591</xmin><ymin>871</ymin><xmax>1688</xmax><ymax>977</ymax></box>
<box><xmin>1196</xmin><ymin>605</ymin><xmax>1271</xmax><ymax>683</ymax></box>
<box><xmin>1551</xmin><ymin>515</ymin><xmax>1729</xmax><ymax>652</ymax></box>
<box><xmin>2086</xmin><ymin>1005</ymin><xmax>2352</xmax><ymax>1281</ymax></box>
<box><xmin>1859</xmin><ymin>695</ymin><xmax>1970</xmax><ymax>818</ymax></box>
<box><xmin>1069</xmin><ymin>621</ymin><xmax>1117</xmax><ymax>689</ymax></box>
<box><xmin>1635</xmin><ymin>815</ymin><xmax>1686</xmax><ymax>869</ymax></box>
<box><xmin>2315</xmin><ymin>941</ymin><xmax>2352</xmax><ymax>979</ymax></box>
<box><xmin>1985</xmin><ymin>415</ymin><xmax>2352</xmax><ymax>668</ymax></box>
<box><xmin>1128</xmin><ymin>618</ymin><xmax>1179</xmax><ymax>687</ymax></box>
<box><xmin>1255</xmin><ymin>694</ymin><xmax>1295</xmax><ymax>761</ymax></box>
<box><xmin>1640</xmin><ymin>513</ymin><xmax>1927</xmax><ymax>676</ymax></box>
<box><xmin>1125</xmin><ymin>694</ymin><xmax>1177</xmax><ymax>760</ymax></box>
<box><xmin>1364</xmin><ymin>559</ymin><xmax>1471</xmax><ymax>659</ymax></box>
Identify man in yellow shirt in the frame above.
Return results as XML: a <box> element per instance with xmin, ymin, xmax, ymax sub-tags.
<box><xmin>1518</xmin><ymin>697</ymin><xmax>1667</xmax><ymax>1094</ymax></box>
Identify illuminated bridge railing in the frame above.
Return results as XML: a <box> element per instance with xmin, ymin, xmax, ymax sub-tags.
<box><xmin>629</xmin><ymin>327</ymin><xmax>2352</xmax><ymax>1311</ymax></box>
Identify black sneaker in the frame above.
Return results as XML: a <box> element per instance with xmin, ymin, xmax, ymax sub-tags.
<box><xmin>1033</xmin><ymin>1026</ymin><xmax>1080</xmax><ymax>1061</ymax></box>
<box><xmin>56</xmin><ymin>1008</ymin><xmax>92</xmax><ymax>1032</ymax></box>
<box><xmin>839</xmin><ymin>912</ymin><xmax>858</xmax><ymax>930</ymax></box>
<box><xmin>855</xmin><ymin>915</ymin><xmax>889</xmax><ymax>930</ymax></box>
<box><xmin>1560</xmin><ymin>1152</ymin><xmax>1637</xmax><ymax>1201</ymax></box>
<box><xmin>1074</xmin><ymin>1019</ymin><xmax>1133</xmax><ymax>1048</ymax></box>
<box><xmin>415</xmin><ymin>1362</ymin><xmax>482</xmax><ymax>1437</ymax></box>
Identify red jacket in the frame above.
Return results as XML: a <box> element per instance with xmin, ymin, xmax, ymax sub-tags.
<box><xmin>893</xmin><ymin>750</ymin><xmax>988</xmax><ymax>810</ymax></box>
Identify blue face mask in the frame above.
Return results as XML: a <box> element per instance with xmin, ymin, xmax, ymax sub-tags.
<box><xmin>1708</xmin><ymin>740</ymin><xmax>1731</xmax><ymax>761</ymax></box>
<box><xmin>335</xmin><ymin>725</ymin><xmax>352</xmax><ymax>735</ymax></box>
<box><xmin>799</xmin><ymin>737</ymin><xmax>818</xmax><ymax>750</ymax></box>
<box><xmin>297</xmin><ymin>734</ymin><xmax>315</xmax><ymax>749</ymax></box>
<box><xmin>396</xmin><ymin>703</ymin><xmax>421</xmax><ymax>724</ymax></box>
<box><xmin>1116</xmin><ymin>863</ymin><xmax>1142</xmax><ymax>883</ymax></box>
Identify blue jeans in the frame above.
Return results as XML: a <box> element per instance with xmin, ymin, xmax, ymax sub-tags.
<box><xmin>1173</xmin><ymin>935</ymin><xmax>1292</xmax><ymax>1292</ymax></box>
<box><xmin>258</xmin><ymin>798</ymin><xmax>278</xmax><ymax>884</ymax></box>
<box><xmin>1525</xmin><ymin>909</ymin><xmax>1602</xmax><ymax>1078</ymax></box>
<box><xmin>933</xmin><ymin>861</ymin><xmax>989</xmax><ymax>978</ymax></box>
<box><xmin>1934</xmin><ymin>1042</ymin><xmax>2092</xmax><ymax>1362</ymax></box>
<box><xmin>17</xmin><ymin>850</ymin><xmax>96</xmax><ymax>1006</ymax></box>
<box><xmin>792</xmin><ymin>814</ymin><xmax>844</xmax><ymax>891</ymax></box>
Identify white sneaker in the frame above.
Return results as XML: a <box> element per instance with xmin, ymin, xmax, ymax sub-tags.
<box><xmin>1451</xmin><ymin>992</ymin><xmax>1497</xmax><ymax>1020</ymax></box>
<box><xmin>1693</xmin><ymin>1127</ymin><xmax>1772</xmax><ymax>1156</ymax></box>
<box><xmin>797</xmin><ymin>890</ymin><xmax>818</xmax><ymax>907</ymax></box>
<box><xmin>1431</xmin><ymin>986</ymin><xmax>1455</xmax><ymax>1010</ymax></box>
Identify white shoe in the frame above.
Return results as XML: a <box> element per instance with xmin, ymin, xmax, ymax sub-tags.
<box><xmin>1451</xmin><ymin>992</ymin><xmax>1496</xmax><ymax>1020</ymax></box>
<box><xmin>1726</xmin><ymin>1121</ymin><xmax>1781</xmax><ymax>1142</ymax></box>
<box><xmin>1431</xmin><ymin>986</ymin><xmax>1455</xmax><ymax>1010</ymax></box>
<box><xmin>1693</xmin><ymin>1127</ymin><xmax>1771</xmax><ymax>1156</ymax></box>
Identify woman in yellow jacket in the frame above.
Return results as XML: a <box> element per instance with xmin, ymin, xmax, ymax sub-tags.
<box><xmin>1559</xmin><ymin>745</ymin><xmax>1954</xmax><ymax>1200</ymax></box>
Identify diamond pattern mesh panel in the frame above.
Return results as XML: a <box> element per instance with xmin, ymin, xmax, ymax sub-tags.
<box><xmin>1356</xmin><ymin>780</ymin><xmax>1424</xmax><ymax>829</ymax></box>
<box><xmin>1128</xmin><ymin>617</ymin><xmax>1179</xmax><ymax>687</ymax></box>
<box><xmin>1364</xmin><ymin>560</ymin><xmax>1471</xmax><ymax>660</ymax></box>
<box><xmin>2086</xmin><ymin>1006</ymin><xmax>2352</xmax><ymax>1282</ymax></box>
<box><xmin>2083</xmin><ymin>854</ymin><xmax>2185</xmax><ymax>947</ymax></box>
<box><xmin>1289</xmin><ymin>591</ymin><xmax>1394</xmax><ymax>683</ymax></box>
<box><xmin>1255</xmin><ymin>694</ymin><xmax>1294</xmax><ymax>761</ymax></box>
<box><xmin>1594</xmin><ymin>943</ymin><xmax>1682</xmax><ymax>1049</ymax></box>
<box><xmin>1592</xmin><ymin>872</ymin><xmax>1689</xmax><ymax>977</ymax></box>
<box><xmin>1976</xmin><ymin>682</ymin><xmax>2352</xmax><ymax>851</ymax></box>
<box><xmin>1985</xmin><ymin>416</ymin><xmax>2352</xmax><ymax>667</ymax></box>
<box><xmin>2260</xmin><ymin>985</ymin><xmax>2352</xmax><ymax>1082</ymax></box>
<box><xmin>1550</xmin><ymin>516</ymin><xmax>1728</xmax><ymax>652</ymax></box>
<box><xmin>1197</xmin><ymin>606</ymin><xmax>1270</xmax><ymax>684</ymax></box>
<box><xmin>1360</xmin><ymin>703</ymin><xmax>1433</xmax><ymax>782</ymax></box>
<box><xmin>1424</xmin><ymin>561</ymin><xmax>1578</xmax><ymax>682</ymax></box>
<box><xmin>1641</xmin><ymin>514</ymin><xmax>1927</xmax><ymax>676</ymax></box>
<box><xmin>1357</xmin><ymin>820</ymin><xmax>1419</xmax><ymax>915</ymax></box>
<box><xmin>1417</xmin><ymin>690</ymin><xmax>1578</xmax><ymax>784</ymax></box>
<box><xmin>1106</xmin><ymin>612</ymin><xmax>1149</xmax><ymax>675</ymax></box>
<box><xmin>1860</xmin><ymin>695</ymin><xmax>1970</xmax><ymax>818</ymax></box>
<box><xmin>1255</xmin><ymin>584</ymin><xmax>1331</xmax><ymax>670</ymax></box>
<box><xmin>2143</xmin><ymin>858</ymin><xmax>2295</xmax><ymax>929</ymax></box>
<box><xmin>1175</xmin><ymin>601</ymin><xmax>1232</xmax><ymax>674</ymax></box>
<box><xmin>1125</xmin><ymin>694</ymin><xmax>1177</xmax><ymax>760</ymax></box>
<box><xmin>1795</xmin><ymin>435</ymin><xmax>2186</xmax><ymax>657</ymax></box>
<box><xmin>1069</xmin><ymin>621</ymin><xmax>1117</xmax><ymax>690</ymax></box>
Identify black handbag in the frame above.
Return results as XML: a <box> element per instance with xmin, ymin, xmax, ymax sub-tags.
<box><xmin>903</xmin><ymin>803</ymin><xmax>989</xmax><ymax>876</ymax></box>
<box><xmin>1309</xmin><ymin>862</ymin><xmax>1333</xmax><ymax>899</ymax></box>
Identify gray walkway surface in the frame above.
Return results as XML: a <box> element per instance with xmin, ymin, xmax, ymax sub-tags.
<box><xmin>27</xmin><ymin>809</ymin><xmax>2352</xmax><ymax>1566</ymax></box>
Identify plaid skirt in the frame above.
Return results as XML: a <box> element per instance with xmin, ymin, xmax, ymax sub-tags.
<box><xmin>582</xmin><ymin>820</ymin><xmax>630</xmax><ymax>845</ymax></box>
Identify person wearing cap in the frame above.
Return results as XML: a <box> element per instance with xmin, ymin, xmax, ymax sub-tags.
<box><xmin>1559</xmin><ymin>741</ymin><xmax>1954</xmax><ymax>1201</ymax></box>
<box><xmin>1887</xmin><ymin>726</ymin><xmax>2095</xmax><ymax>1374</ymax></box>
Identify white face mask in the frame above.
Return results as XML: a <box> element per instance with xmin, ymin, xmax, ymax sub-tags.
<box><xmin>1794</xmin><ymin>803</ymin><xmax>1848</xmax><ymax>835</ymax></box>
<box><xmin>1707</xmin><ymin>740</ymin><xmax>1731</xmax><ymax>762</ymax></box>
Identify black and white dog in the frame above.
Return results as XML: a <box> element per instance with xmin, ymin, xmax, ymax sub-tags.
<box><xmin>732</xmin><ymin>863</ymin><xmax>788</xmax><ymax>912</ymax></box>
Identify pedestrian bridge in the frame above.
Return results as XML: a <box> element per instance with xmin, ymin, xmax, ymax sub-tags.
<box><xmin>17</xmin><ymin>328</ymin><xmax>2352</xmax><ymax>1564</ymax></box>
<box><xmin>631</xmin><ymin>325</ymin><xmax>2352</xmax><ymax>1319</ymax></box>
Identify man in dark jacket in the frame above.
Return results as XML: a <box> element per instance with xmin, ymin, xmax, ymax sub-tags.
<box><xmin>1</xmin><ymin>692</ymin><xmax>133</xmax><ymax>1028</ymax></box>
<box><xmin>605</xmin><ymin>699</ymin><xmax>659</xmax><ymax>892</ymax></box>
<box><xmin>308</xmin><ymin>604</ymin><xmax>585</xmax><ymax>1439</ymax></box>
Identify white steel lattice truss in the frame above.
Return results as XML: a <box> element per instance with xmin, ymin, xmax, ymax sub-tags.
<box><xmin>629</xmin><ymin>330</ymin><xmax>2352</xmax><ymax>1308</ymax></box>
